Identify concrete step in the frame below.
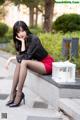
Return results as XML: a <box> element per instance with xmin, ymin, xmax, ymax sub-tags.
<box><xmin>0</xmin><ymin>83</ymin><xmax>50</xmax><ymax>110</ymax></box>
<box><xmin>26</xmin><ymin>108</ymin><xmax>62</xmax><ymax>120</ymax></box>
<box><xmin>0</xmin><ymin>91</ymin><xmax>62</xmax><ymax>120</ymax></box>
<box><xmin>0</xmin><ymin>94</ymin><xmax>61</xmax><ymax>120</ymax></box>
<box><xmin>0</xmin><ymin>75</ymin><xmax>54</xmax><ymax>110</ymax></box>
<box><xmin>59</xmin><ymin>98</ymin><xmax>80</xmax><ymax>120</ymax></box>
<box><xmin>0</xmin><ymin>102</ymin><xmax>62</xmax><ymax>120</ymax></box>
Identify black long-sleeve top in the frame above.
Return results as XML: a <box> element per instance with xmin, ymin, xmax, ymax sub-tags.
<box><xmin>16</xmin><ymin>34</ymin><xmax>48</xmax><ymax>63</ymax></box>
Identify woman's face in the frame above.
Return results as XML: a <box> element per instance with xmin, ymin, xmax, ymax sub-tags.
<box><xmin>17</xmin><ymin>27</ymin><xmax>27</xmax><ymax>40</ymax></box>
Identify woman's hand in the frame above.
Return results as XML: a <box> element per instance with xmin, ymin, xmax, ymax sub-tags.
<box><xmin>4</xmin><ymin>56</ymin><xmax>16</xmax><ymax>69</ymax></box>
<box><xmin>16</xmin><ymin>36</ymin><xmax>24</xmax><ymax>42</ymax></box>
<box><xmin>4</xmin><ymin>61</ymin><xmax>9</xmax><ymax>69</ymax></box>
<box><xmin>16</xmin><ymin>36</ymin><xmax>26</xmax><ymax>51</ymax></box>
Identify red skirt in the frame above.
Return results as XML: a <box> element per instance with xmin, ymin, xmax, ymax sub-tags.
<box><xmin>41</xmin><ymin>55</ymin><xmax>54</xmax><ymax>74</ymax></box>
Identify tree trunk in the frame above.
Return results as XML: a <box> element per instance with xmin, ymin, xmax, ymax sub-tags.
<box><xmin>34</xmin><ymin>7</ymin><xmax>38</xmax><ymax>26</ymax></box>
<box><xmin>43</xmin><ymin>0</ymin><xmax>54</xmax><ymax>32</ymax></box>
<box><xmin>0</xmin><ymin>4</ymin><xmax>6</xmax><ymax>22</ymax></box>
<box><xmin>29</xmin><ymin>6</ymin><xmax>34</xmax><ymax>27</ymax></box>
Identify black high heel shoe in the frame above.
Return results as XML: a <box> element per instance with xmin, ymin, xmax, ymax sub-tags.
<box><xmin>6</xmin><ymin>99</ymin><xmax>14</xmax><ymax>106</ymax></box>
<box><xmin>6</xmin><ymin>90</ymin><xmax>17</xmax><ymax>106</ymax></box>
<box><xmin>9</xmin><ymin>92</ymin><xmax>25</xmax><ymax>107</ymax></box>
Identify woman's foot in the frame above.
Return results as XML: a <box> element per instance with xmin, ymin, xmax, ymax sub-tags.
<box><xmin>6</xmin><ymin>90</ymin><xmax>17</xmax><ymax>106</ymax></box>
<box><xmin>9</xmin><ymin>92</ymin><xmax>25</xmax><ymax>107</ymax></box>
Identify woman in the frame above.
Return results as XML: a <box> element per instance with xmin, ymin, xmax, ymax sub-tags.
<box><xmin>5</xmin><ymin>21</ymin><xmax>54</xmax><ymax>107</ymax></box>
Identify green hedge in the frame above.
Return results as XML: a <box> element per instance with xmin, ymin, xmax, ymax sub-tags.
<box><xmin>0</xmin><ymin>27</ymin><xmax>12</xmax><ymax>43</ymax></box>
<box><xmin>53</xmin><ymin>14</ymin><xmax>80</xmax><ymax>33</ymax></box>
<box><xmin>2</xmin><ymin>27</ymin><xmax>80</xmax><ymax>69</ymax></box>
<box><xmin>0</xmin><ymin>0</ymin><xmax>5</xmax><ymax>5</ymax></box>
<box><xmin>30</xmin><ymin>26</ymin><xmax>43</xmax><ymax>35</ymax></box>
<box><xmin>0</xmin><ymin>22</ymin><xmax>9</xmax><ymax>37</ymax></box>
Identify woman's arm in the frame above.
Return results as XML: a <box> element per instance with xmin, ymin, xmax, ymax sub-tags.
<box><xmin>7</xmin><ymin>56</ymin><xmax>16</xmax><ymax>63</ymax></box>
<box><xmin>16</xmin><ymin>36</ymin><xmax>26</xmax><ymax>52</ymax></box>
<box><xmin>4</xmin><ymin>56</ymin><xmax>16</xmax><ymax>69</ymax></box>
<box><xmin>21</xmin><ymin>40</ymin><xmax>25</xmax><ymax>52</ymax></box>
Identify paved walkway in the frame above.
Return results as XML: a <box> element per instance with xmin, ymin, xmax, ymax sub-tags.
<box><xmin>0</xmin><ymin>51</ymin><xmax>27</xmax><ymax>119</ymax></box>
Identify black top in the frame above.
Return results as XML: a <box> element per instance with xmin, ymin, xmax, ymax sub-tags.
<box><xmin>16</xmin><ymin>34</ymin><xmax>48</xmax><ymax>63</ymax></box>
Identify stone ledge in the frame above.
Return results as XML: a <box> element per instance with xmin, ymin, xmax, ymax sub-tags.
<box><xmin>31</xmin><ymin>70</ymin><xmax>80</xmax><ymax>89</ymax></box>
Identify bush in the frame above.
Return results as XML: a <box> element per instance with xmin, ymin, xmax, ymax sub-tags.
<box><xmin>5</xmin><ymin>40</ymin><xmax>16</xmax><ymax>54</ymax></box>
<box><xmin>38</xmin><ymin>33</ymin><xmax>65</xmax><ymax>61</ymax></box>
<box><xmin>0</xmin><ymin>0</ymin><xmax>5</xmax><ymax>5</ymax></box>
<box><xmin>30</xmin><ymin>26</ymin><xmax>43</xmax><ymax>35</ymax></box>
<box><xmin>3</xmin><ymin>31</ymin><xmax>80</xmax><ymax>69</ymax></box>
<box><xmin>53</xmin><ymin>14</ymin><xmax>80</xmax><ymax>33</ymax></box>
<box><xmin>0</xmin><ymin>27</ymin><xmax>13</xmax><ymax>43</ymax></box>
<box><xmin>5</xmin><ymin>27</ymin><xmax>13</xmax><ymax>41</ymax></box>
<box><xmin>0</xmin><ymin>22</ymin><xmax>9</xmax><ymax>37</ymax></box>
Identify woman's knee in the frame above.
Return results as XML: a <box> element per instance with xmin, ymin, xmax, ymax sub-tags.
<box><xmin>21</xmin><ymin>60</ymin><xmax>30</xmax><ymax>67</ymax></box>
<box><xmin>16</xmin><ymin>62</ymin><xmax>21</xmax><ymax>67</ymax></box>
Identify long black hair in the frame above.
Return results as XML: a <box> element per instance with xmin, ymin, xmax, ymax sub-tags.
<box><xmin>13</xmin><ymin>21</ymin><xmax>32</xmax><ymax>52</ymax></box>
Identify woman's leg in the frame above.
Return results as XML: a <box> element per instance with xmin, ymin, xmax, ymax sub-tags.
<box><xmin>10</xmin><ymin>62</ymin><xmax>21</xmax><ymax>100</ymax></box>
<box><xmin>13</xmin><ymin>60</ymin><xmax>47</xmax><ymax>104</ymax></box>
